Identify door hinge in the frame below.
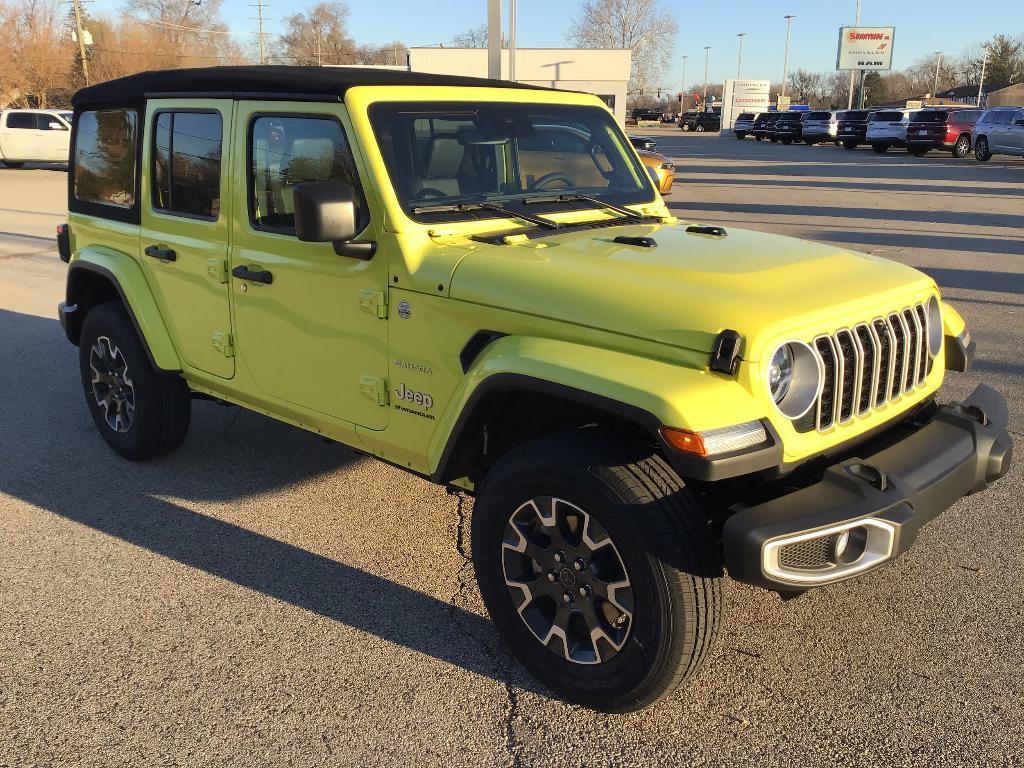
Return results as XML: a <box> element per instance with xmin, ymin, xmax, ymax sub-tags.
<box><xmin>359</xmin><ymin>375</ymin><xmax>388</xmax><ymax>406</ymax></box>
<box><xmin>358</xmin><ymin>288</ymin><xmax>388</xmax><ymax>319</ymax></box>
<box><xmin>207</xmin><ymin>258</ymin><xmax>229</xmax><ymax>284</ymax></box>
<box><xmin>212</xmin><ymin>331</ymin><xmax>234</xmax><ymax>357</ymax></box>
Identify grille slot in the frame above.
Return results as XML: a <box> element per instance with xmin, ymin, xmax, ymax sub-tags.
<box><xmin>778</xmin><ymin>536</ymin><xmax>835</xmax><ymax>570</ymax></box>
<box><xmin>804</xmin><ymin>302</ymin><xmax>930</xmax><ymax>433</ymax></box>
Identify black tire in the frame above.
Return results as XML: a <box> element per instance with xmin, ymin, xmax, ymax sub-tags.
<box><xmin>735</xmin><ymin>132</ymin><xmax>746</xmax><ymax>140</ymax></box>
<box><xmin>872</xmin><ymin>143</ymin><xmax>888</xmax><ymax>154</ymax></box>
<box><xmin>680</xmin><ymin>123</ymin><xmax>691</xmax><ymax>132</ymax></box>
<box><xmin>910</xmin><ymin>148</ymin><xmax>928</xmax><ymax>157</ymax></box>
<box><xmin>1</xmin><ymin>160</ymin><xmax>25</xmax><ymax>169</ymax></box>
<box><xmin>769</xmin><ymin>137</ymin><xmax>778</xmax><ymax>143</ymax></box>
<box><xmin>78</xmin><ymin>302</ymin><xmax>191</xmax><ymax>460</ymax></box>
<box><xmin>754</xmin><ymin>135</ymin><xmax>762</xmax><ymax>141</ymax></box>
<box><xmin>695</xmin><ymin>124</ymin><xmax>705</xmax><ymax>133</ymax></box>
<box><xmin>804</xmin><ymin>138</ymin><xmax>816</xmax><ymax>145</ymax></box>
<box><xmin>952</xmin><ymin>134</ymin><xmax>971</xmax><ymax>159</ymax></box>
<box><xmin>781</xmin><ymin>138</ymin><xmax>792</xmax><ymax>145</ymax></box>
<box><xmin>974</xmin><ymin>136</ymin><xmax>991</xmax><ymax>161</ymax></box>
<box><xmin>842</xmin><ymin>141</ymin><xmax>857</xmax><ymax>150</ymax></box>
<box><xmin>472</xmin><ymin>431</ymin><xmax>722</xmax><ymax>712</ymax></box>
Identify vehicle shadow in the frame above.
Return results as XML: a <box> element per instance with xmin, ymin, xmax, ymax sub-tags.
<box><xmin>0</xmin><ymin>308</ymin><xmax>540</xmax><ymax>693</ymax></box>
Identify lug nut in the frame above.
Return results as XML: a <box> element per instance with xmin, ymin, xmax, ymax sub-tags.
<box><xmin>578</xmin><ymin>585</ymin><xmax>592</xmax><ymax>598</ymax></box>
<box><xmin>546</xmin><ymin>571</ymin><xmax>556</xmax><ymax>583</ymax></box>
<box><xmin>573</xmin><ymin>558</ymin><xmax>586</xmax><ymax>572</ymax></box>
<box><xmin>562</xmin><ymin>593</ymin><xmax>572</xmax><ymax>603</ymax></box>
<box><xmin>553</xmin><ymin>551</ymin><xmax>566</xmax><ymax>564</ymax></box>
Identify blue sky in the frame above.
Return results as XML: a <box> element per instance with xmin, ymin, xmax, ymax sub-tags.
<box><xmin>89</xmin><ymin>0</ymin><xmax>1022</xmax><ymax>87</ymax></box>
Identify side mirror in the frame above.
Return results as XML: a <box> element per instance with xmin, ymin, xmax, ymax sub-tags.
<box><xmin>48</xmin><ymin>121</ymin><xmax>66</xmax><ymax>130</ymax></box>
<box><xmin>292</xmin><ymin>181</ymin><xmax>375</xmax><ymax>260</ymax></box>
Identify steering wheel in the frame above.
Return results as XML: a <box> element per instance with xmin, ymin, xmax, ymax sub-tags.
<box><xmin>529</xmin><ymin>172</ymin><xmax>573</xmax><ymax>190</ymax></box>
<box><xmin>413</xmin><ymin>187</ymin><xmax>448</xmax><ymax>199</ymax></box>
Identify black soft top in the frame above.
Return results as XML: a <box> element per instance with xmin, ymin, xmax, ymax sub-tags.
<box><xmin>72</xmin><ymin>65</ymin><xmax>552</xmax><ymax>108</ymax></box>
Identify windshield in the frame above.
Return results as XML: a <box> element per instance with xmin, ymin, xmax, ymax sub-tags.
<box><xmin>807</xmin><ymin>111</ymin><xmax>832</xmax><ymax>120</ymax></box>
<box><xmin>874</xmin><ymin>111</ymin><xmax>904</xmax><ymax>121</ymax></box>
<box><xmin>842</xmin><ymin>111</ymin><xmax>869</xmax><ymax>122</ymax></box>
<box><xmin>911</xmin><ymin>111</ymin><xmax>948</xmax><ymax>123</ymax></box>
<box><xmin>369</xmin><ymin>102</ymin><xmax>653</xmax><ymax>222</ymax></box>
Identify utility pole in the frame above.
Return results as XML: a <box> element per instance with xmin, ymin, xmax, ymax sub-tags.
<box><xmin>977</xmin><ymin>45</ymin><xmax>988</xmax><ymax>106</ymax></box>
<box><xmin>508</xmin><ymin>0</ymin><xmax>516</xmax><ymax>81</ymax></box>
<box><xmin>71</xmin><ymin>0</ymin><xmax>90</xmax><ymax>86</ymax></box>
<box><xmin>847</xmin><ymin>0</ymin><xmax>861</xmax><ymax>109</ymax></box>
<box><xmin>932</xmin><ymin>51</ymin><xmax>942</xmax><ymax>98</ymax></box>
<box><xmin>251</xmin><ymin>0</ymin><xmax>267</xmax><ymax>65</ymax></box>
<box><xmin>681</xmin><ymin>54</ymin><xmax>688</xmax><ymax>107</ymax></box>
<box><xmin>781</xmin><ymin>15</ymin><xmax>795</xmax><ymax>98</ymax></box>
<box><xmin>702</xmin><ymin>46</ymin><xmax>711</xmax><ymax>108</ymax></box>
<box><xmin>736</xmin><ymin>33</ymin><xmax>745</xmax><ymax>79</ymax></box>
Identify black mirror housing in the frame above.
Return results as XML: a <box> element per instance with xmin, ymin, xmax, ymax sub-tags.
<box><xmin>292</xmin><ymin>181</ymin><xmax>358</xmax><ymax>244</ymax></box>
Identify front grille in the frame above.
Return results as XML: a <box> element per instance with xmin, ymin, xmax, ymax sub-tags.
<box><xmin>809</xmin><ymin>302</ymin><xmax>931</xmax><ymax>433</ymax></box>
<box><xmin>778</xmin><ymin>536</ymin><xmax>835</xmax><ymax>570</ymax></box>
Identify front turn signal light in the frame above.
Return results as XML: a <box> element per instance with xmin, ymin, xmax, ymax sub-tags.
<box><xmin>660</xmin><ymin>427</ymin><xmax>706</xmax><ymax>456</ymax></box>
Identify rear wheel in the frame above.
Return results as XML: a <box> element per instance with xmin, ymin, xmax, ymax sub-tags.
<box><xmin>79</xmin><ymin>302</ymin><xmax>191</xmax><ymax>460</ymax></box>
<box><xmin>680</xmin><ymin>123</ymin><xmax>691</xmax><ymax>132</ymax></box>
<box><xmin>735</xmin><ymin>132</ymin><xmax>746</xmax><ymax>140</ymax></box>
<box><xmin>842</xmin><ymin>141</ymin><xmax>857</xmax><ymax>150</ymax></box>
<box><xmin>472</xmin><ymin>432</ymin><xmax>722</xmax><ymax>712</ymax></box>
<box><xmin>804</xmin><ymin>138</ymin><xmax>816</xmax><ymax>145</ymax></box>
<box><xmin>953</xmin><ymin>134</ymin><xmax>971</xmax><ymax>158</ymax></box>
<box><xmin>872</xmin><ymin>143</ymin><xmax>888</xmax><ymax>153</ymax></box>
<box><xmin>975</xmin><ymin>136</ymin><xmax>991</xmax><ymax>161</ymax></box>
<box><xmin>1</xmin><ymin>160</ymin><xmax>25</xmax><ymax>169</ymax></box>
<box><xmin>754</xmin><ymin>135</ymin><xmax>762</xmax><ymax>141</ymax></box>
<box><xmin>695</xmin><ymin>124</ymin><xmax>705</xmax><ymax>133</ymax></box>
<box><xmin>781</xmin><ymin>138</ymin><xmax>792</xmax><ymax>145</ymax></box>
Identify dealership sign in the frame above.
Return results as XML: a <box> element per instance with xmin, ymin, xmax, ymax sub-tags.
<box><xmin>721</xmin><ymin>79</ymin><xmax>771</xmax><ymax>131</ymax></box>
<box><xmin>836</xmin><ymin>26</ymin><xmax>895</xmax><ymax>71</ymax></box>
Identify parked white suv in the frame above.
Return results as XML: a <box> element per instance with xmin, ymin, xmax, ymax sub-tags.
<box><xmin>801</xmin><ymin>110</ymin><xmax>840</xmax><ymax>145</ymax></box>
<box><xmin>0</xmin><ymin>109</ymin><xmax>73</xmax><ymax>167</ymax></box>
<box><xmin>866</xmin><ymin>109</ymin><xmax>916</xmax><ymax>153</ymax></box>
<box><xmin>973</xmin><ymin>106</ymin><xmax>1024</xmax><ymax>161</ymax></box>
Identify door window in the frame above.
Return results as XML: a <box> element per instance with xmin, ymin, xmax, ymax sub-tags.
<box><xmin>249</xmin><ymin>115</ymin><xmax>367</xmax><ymax>234</ymax></box>
<box><xmin>5</xmin><ymin>112</ymin><xmax>36</xmax><ymax>129</ymax></box>
<box><xmin>152</xmin><ymin>111</ymin><xmax>223</xmax><ymax>219</ymax></box>
<box><xmin>36</xmin><ymin>114</ymin><xmax>67</xmax><ymax>130</ymax></box>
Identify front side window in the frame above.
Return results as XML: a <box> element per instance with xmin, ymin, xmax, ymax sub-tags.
<box><xmin>369</xmin><ymin>102</ymin><xmax>652</xmax><ymax>222</ymax></box>
<box><xmin>152</xmin><ymin>111</ymin><xmax>222</xmax><ymax>219</ymax></box>
<box><xmin>249</xmin><ymin>115</ymin><xmax>367</xmax><ymax>234</ymax></box>
<box><xmin>37</xmin><ymin>114</ymin><xmax>67</xmax><ymax>130</ymax></box>
<box><xmin>73</xmin><ymin>109</ymin><xmax>138</xmax><ymax>209</ymax></box>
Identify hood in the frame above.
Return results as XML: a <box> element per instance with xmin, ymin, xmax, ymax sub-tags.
<box><xmin>449</xmin><ymin>221</ymin><xmax>935</xmax><ymax>359</ymax></box>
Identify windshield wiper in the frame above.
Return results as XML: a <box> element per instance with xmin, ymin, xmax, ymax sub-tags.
<box><xmin>409</xmin><ymin>200</ymin><xmax>560</xmax><ymax>230</ymax></box>
<box><xmin>519</xmin><ymin>192</ymin><xmax>643</xmax><ymax>221</ymax></box>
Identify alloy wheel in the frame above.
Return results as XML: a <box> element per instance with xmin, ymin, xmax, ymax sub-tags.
<box><xmin>502</xmin><ymin>496</ymin><xmax>633</xmax><ymax>665</ymax></box>
<box><xmin>955</xmin><ymin>136</ymin><xmax>970</xmax><ymax>158</ymax></box>
<box><xmin>89</xmin><ymin>336</ymin><xmax>135</xmax><ymax>432</ymax></box>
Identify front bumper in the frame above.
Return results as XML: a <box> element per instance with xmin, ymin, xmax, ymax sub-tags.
<box><xmin>723</xmin><ymin>384</ymin><xmax>1012</xmax><ymax>591</ymax></box>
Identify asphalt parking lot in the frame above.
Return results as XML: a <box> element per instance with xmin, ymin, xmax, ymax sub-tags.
<box><xmin>1</xmin><ymin>136</ymin><xmax>1021</xmax><ymax>767</ymax></box>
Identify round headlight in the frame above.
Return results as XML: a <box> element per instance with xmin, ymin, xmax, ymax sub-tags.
<box><xmin>926</xmin><ymin>295</ymin><xmax>942</xmax><ymax>357</ymax></box>
<box><xmin>768</xmin><ymin>341</ymin><xmax>823</xmax><ymax>420</ymax></box>
<box><xmin>769</xmin><ymin>346</ymin><xmax>794</xmax><ymax>403</ymax></box>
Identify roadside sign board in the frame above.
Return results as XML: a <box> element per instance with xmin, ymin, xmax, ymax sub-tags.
<box><xmin>836</xmin><ymin>26</ymin><xmax>895</xmax><ymax>71</ymax></box>
<box><xmin>906</xmin><ymin>99</ymin><xmax>923</xmax><ymax>109</ymax></box>
<box><xmin>777</xmin><ymin>96</ymin><xmax>791</xmax><ymax>111</ymax></box>
<box><xmin>721</xmin><ymin>79</ymin><xmax>771</xmax><ymax>132</ymax></box>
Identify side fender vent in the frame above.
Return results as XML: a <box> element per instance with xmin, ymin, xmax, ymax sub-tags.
<box><xmin>709</xmin><ymin>329</ymin><xmax>743</xmax><ymax>375</ymax></box>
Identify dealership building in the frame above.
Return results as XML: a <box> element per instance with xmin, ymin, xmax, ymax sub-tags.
<box><xmin>407</xmin><ymin>48</ymin><xmax>631</xmax><ymax>124</ymax></box>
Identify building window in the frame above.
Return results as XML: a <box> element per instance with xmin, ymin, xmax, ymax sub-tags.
<box><xmin>152</xmin><ymin>111</ymin><xmax>223</xmax><ymax>219</ymax></box>
<box><xmin>597</xmin><ymin>95</ymin><xmax>616</xmax><ymax>112</ymax></box>
<box><xmin>73</xmin><ymin>109</ymin><xmax>138</xmax><ymax>209</ymax></box>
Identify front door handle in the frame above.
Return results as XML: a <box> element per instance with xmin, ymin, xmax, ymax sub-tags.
<box><xmin>231</xmin><ymin>265</ymin><xmax>273</xmax><ymax>285</ymax></box>
<box><xmin>144</xmin><ymin>244</ymin><xmax>177</xmax><ymax>262</ymax></box>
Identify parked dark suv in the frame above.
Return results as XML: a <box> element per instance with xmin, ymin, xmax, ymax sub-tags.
<box><xmin>905</xmin><ymin>109</ymin><xmax>982</xmax><ymax>158</ymax></box>
<box><xmin>837</xmin><ymin>110</ymin><xmax>871</xmax><ymax>149</ymax></box>
<box><xmin>680</xmin><ymin>110</ymin><xmax>721</xmax><ymax>132</ymax></box>
<box><xmin>771</xmin><ymin>112</ymin><xmax>804</xmax><ymax>144</ymax></box>
<box><xmin>752</xmin><ymin>112</ymin><xmax>780</xmax><ymax>141</ymax></box>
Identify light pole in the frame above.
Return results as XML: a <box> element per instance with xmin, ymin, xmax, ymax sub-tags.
<box><xmin>681</xmin><ymin>55</ymin><xmax>688</xmax><ymax>113</ymax></box>
<box><xmin>781</xmin><ymin>15</ymin><xmax>795</xmax><ymax>99</ymax></box>
<box><xmin>847</xmin><ymin>0</ymin><xmax>861</xmax><ymax>109</ymax></box>
<box><xmin>702</xmin><ymin>46</ymin><xmax>711</xmax><ymax>109</ymax></box>
<box><xmin>736</xmin><ymin>33</ymin><xmax>746</xmax><ymax>79</ymax></box>
<box><xmin>978</xmin><ymin>45</ymin><xmax>989</xmax><ymax>106</ymax></box>
<box><xmin>508</xmin><ymin>0</ymin><xmax>517</xmax><ymax>82</ymax></box>
<box><xmin>932</xmin><ymin>51</ymin><xmax>942</xmax><ymax>98</ymax></box>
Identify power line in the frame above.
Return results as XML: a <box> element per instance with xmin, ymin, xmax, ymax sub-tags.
<box><xmin>123</xmin><ymin>14</ymin><xmax>234</xmax><ymax>35</ymax></box>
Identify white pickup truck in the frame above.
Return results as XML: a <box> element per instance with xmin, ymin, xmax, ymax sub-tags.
<box><xmin>0</xmin><ymin>108</ymin><xmax>74</xmax><ymax>167</ymax></box>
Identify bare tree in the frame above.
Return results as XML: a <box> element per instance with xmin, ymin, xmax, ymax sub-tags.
<box><xmin>275</xmin><ymin>1</ymin><xmax>357</xmax><ymax>65</ymax></box>
<box><xmin>566</xmin><ymin>0</ymin><xmax>678</xmax><ymax>97</ymax></box>
<box><xmin>0</xmin><ymin>0</ymin><xmax>71</xmax><ymax>108</ymax></box>
<box><xmin>958</xmin><ymin>34</ymin><xmax>1023</xmax><ymax>86</ymax></box>
<box><xmin>787</xmin><ymin>69</ymin><xmax>826</xmax><ymax>106</ymax></box>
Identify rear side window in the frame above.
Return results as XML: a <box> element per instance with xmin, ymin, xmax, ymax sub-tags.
<box><xmin>152</xmin><ymin>111</ymin><xmax>223</xmax><ymax>219</ymax></box>
<box><xmin>957</xmin><ymin>111</ymin><xmax>980</xmax><ymax>124</ymax></box>
<box><xmin>5</xmin><ymin>112</ymin><xmax>36</xmax><ymax>129</ymax></box>
<box><xmin>249</xmin><ymin>115</ymin><xmax>367</xmax><ymax>235</ymax></box>
<box><xmin>73</xmin><ymin>109</ymin><xmax>138</xmax><ymax>209</ymax></box>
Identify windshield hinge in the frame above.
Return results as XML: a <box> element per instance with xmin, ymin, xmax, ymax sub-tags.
<box><xmin>360</xmin><ymin>375</ymin><xmax>389</xmax><ymax>406</ymax></box>
<box><xmin>206</xmin><ymin>258</ymin><xmax>229</xmax><ymax>284</ymax></box>
<box><xmin>211</xmin><ymin>331</ymin><xmax>234</xmax><ymax>357</ymax></box>
<box><xmin>358</xmin><ymin>288</ymin><xmax>388</xmax><ymax>319</ymax></box>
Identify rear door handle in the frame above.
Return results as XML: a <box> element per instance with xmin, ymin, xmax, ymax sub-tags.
<box><xmin>144</xmin><ymin>244</ymin><xmax>176</xmax><ymax>262</ymax></box>
<box><xmin>231</xmin><ymin>265</ymin><xmax>273</xmax><ymax>285</ymax></box>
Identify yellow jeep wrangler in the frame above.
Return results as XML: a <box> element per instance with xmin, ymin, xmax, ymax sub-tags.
<box><xmin>57</xmin><ymin>66</ymin><xmax>1012</xmax><ymax>711</ymax></box>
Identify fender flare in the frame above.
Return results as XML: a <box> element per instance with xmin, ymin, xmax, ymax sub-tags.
<box><xmin>428</xmin><ymin>335</ymin><xmax>776</xmax><ymax>483</ymax></box>
<box><xmin>65</xmin><ymin>247</ymin><xmax>181</xmax><ymax>372</ymax></box>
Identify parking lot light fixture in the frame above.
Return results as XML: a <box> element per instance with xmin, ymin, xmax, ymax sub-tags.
<box><xmin>932</xmin><ymin>52</ymin><xmax>942</xmax><ymax>98</ymax></box>
<box><xmin>781</xmin><ymin>15</ymin><xmax>795</xmax><ymax>99</ymax></box>
<box><xmin>703</xmin><ymin>46</ymin><xmax>711</xmax><ymax>109</ymax></box>
<box><xmin>737</xmin><ymin>33</ymin><xmax>746</xmax><ymax>79</ymax></box>
<box><xmin>681</xmin><ymin>55</ymin><xmax>688</xmax><ymax>110</ymax></box>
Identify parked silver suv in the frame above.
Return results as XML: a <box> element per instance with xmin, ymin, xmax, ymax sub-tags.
<box><xmin>866</xmin><ymin>109</ymin><xmax>916</xmax><ymax>153</ymax></box>
<box><xmin>801</xmin><ymin>110</ymin><xmax>839</xmax><ymax>145</ymax></box>
<box><xmin>973</xmin><ymin>106</ymin><xmax>1024</xmax><ymax>161</ymax></box>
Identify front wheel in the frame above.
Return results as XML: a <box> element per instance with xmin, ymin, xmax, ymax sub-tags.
<box><xmin>1</xmin><ymin>160</ymin><xmax>25</xmax><ymax>169</ymax></box>
<box><xmin>872</xmin><ymin>143</ymin><xmax>888</xmax><ymax>153</ymax></box>
<box><xmin>79</xmin><ymin>302</ymin><xmax>191</xmax><ymax>460</ymax></box>
<box><xmin>781</xmin><ymin>138</ymin><xmax>792</xmax><ymax>145</ymax></box>
<box><xmin>680</xmin><ymin>123</ymin><xmax>691</xmax><ymax>132</ymax></box>
<box><xmin>804</xmin><ymin>138</ymin><xmax>816</xmax><ymax>145</ymax></box>
<box><xmin>695</xmin><ymin>124</ymin><xmax>705</xmax><ymax>133</ymax></box>
<box><xmin>472</xmin><ymin>432</ymin><xmax>722</xmax><ymax>712</ymax></box>
<box><xmin>735</xmin><ymin>132</ymin><xmax>746</xmax><ymax>140</ymax></box>
<box><xmin>842</xmin><ymin>141</ymin><xmax>857</xmax><ymax>150</ymax></box>
<box><xmin>975</xmin><ymin>136</ymin><xmax>992</xmax><ymax>161</ymax></box>
<box><xmin>910</xmin><ymin>148</ymin><xmax>928</xmax><ymax>157</ymax></box>
<box><xmin>952</xmin><ymin>135</ymin><xmax>971</xmax><ymax>158</ymax></box>
<box><xmin>754</xmin><ymin>135</ymin><xmax>762</xmax><ymax>141</ymax></box>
